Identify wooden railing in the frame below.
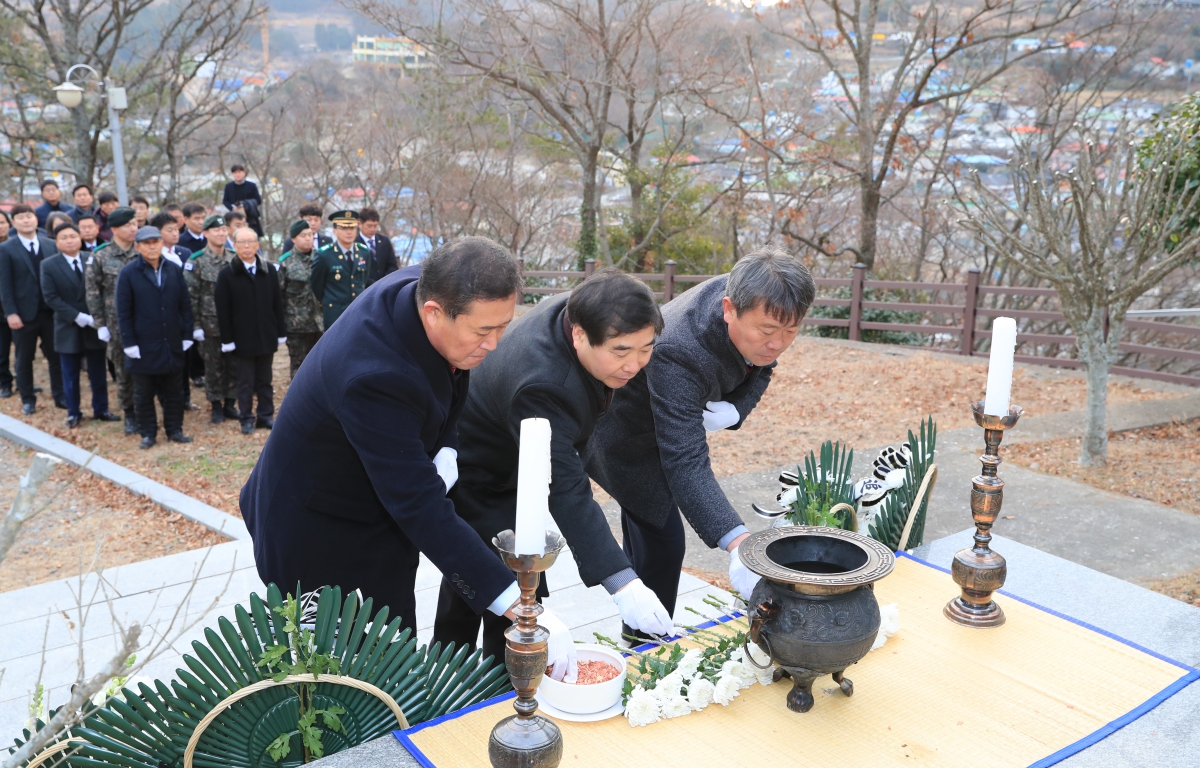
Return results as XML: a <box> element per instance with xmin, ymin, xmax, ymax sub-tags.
<box><xmin>518</xmin><ymin>259</ymin><xmax>1200</xmax><ymax>387</ymax></box>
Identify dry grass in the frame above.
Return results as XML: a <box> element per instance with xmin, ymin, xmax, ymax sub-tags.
<box><xmin>1146</xmin><ymin>569</ymin><xmax>1200</xmax><ymax>609</ymax></box>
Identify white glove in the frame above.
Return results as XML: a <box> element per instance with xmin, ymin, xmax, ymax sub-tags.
<box><xmin>540</xmin><ymin>608</ymin><xmax>578</xmax><ymax>683</ymax></box>
<box><xmin>193</xmin><ymin>328</ymin><xmax>205</xmax><ymax>342</ymax></box>
<box><xmin>97</xmin><ymin>326</ymin><xmax>111</xmax><ymax>342</ymax></box>
<box><xmin>277</xmin><ymin>336</ymin><xmax>287</xmax><ymax>346</ymax></box>
<box><xmin>612</xmin><ymin>579</ymin><xmax>674</xmax><ymax>637</ymax></box>
<box><xmin>433</xmin><ymin>447</ymin><xmax>458</xmax><ymax>493</ymax></box>
<box><xmin>702</xmin><ymin>400</ymin><xmax>740</xmax><ymax>432</ymax></box>
<box><xmin>182</xmin><ymin>340</ymin><xmax>193</xmax><ymax>351</ymax></box>
<box><xmin>221</xmin><ymin>342</ymin><xmax>236</xmax><ymax>353</ymax></box>
<box><xmin>123</xmin><ymin>345</ymin><xmax>141</xmax><ymax>360</ymax></box>
<box><xmin>74</xmin><ymin>312</ymin><xmax>94</xmax><ymax>328</ymax></box>
<box><xmin>729</xmin><ymin>548</ymin><xmax>761</xmax><ymax>599</ymax></box>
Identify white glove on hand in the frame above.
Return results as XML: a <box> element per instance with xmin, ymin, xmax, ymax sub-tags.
<box><xmin>74</xmin><ymin>312</ymin><xmax>94</xmax><ymax>328</ymax></box>
<box><xmin>193</xmin><ymin>328</ymin><xmax>205</xmax><ymax>342</ymax></box>
<box><xmin>123</xmin><ymin>345</ymin><xmax>141</xmax><ymax>360</ymax></box>
<box><xmin>432</xmin><ymin>447</ymin><xmax>458</xmax><ymax>493</ymax></box>
<box><xmin>220</xmin><ymin>342</ymin><xmax>236</xmax><ymax>353</ymax></box>
<box><xmin>182</xmin><ymin>340</ymin><xmax>193</xmax><ymax>351</ymax></box>
<box><xmin>702</xmin><ymin>400</ymin><xmax>740</xmax><ymax>432</ymax></box>
<box><xmin>277</xmin><ymin>336</ymin><xmax>287</xmax><ymax>346</ymax></box>
<box><xmin>540</xmin><ymin>608</ymin><xmax>578</xmax><ymax>683</ymax></box>
<box><xmin>612</xmin><ymin>579</ymin><xmax>674</xmax><ymax>637</ymax></box>
<box><xmin>97</xmin><ymin>326</ymin><xmax>111</xmax><ymax>343</ymax></box>
<box><xmin>729</xmin><ymin>548</ymin><xmax>761</xmax><ymax>599</ymax></box>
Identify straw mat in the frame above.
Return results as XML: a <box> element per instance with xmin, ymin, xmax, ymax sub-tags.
<box><xmin>396</xmin><ymin>553</ymin><xmax>1198</xmax><ymax>768</ymax></box>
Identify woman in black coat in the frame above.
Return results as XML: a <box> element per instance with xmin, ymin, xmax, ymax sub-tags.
<box><xmin>214</xmin><ymin>228</ymin><xmax>285</xmax><ymax>433</ymax></box>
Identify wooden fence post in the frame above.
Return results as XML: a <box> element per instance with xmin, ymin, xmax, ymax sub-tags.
<box><xmin>849</xmin><ymin>263</ymin><xmax>866</xmax><ymax>342</ymax></box>
<box><xmin>584</xmin><ymin>259</ymin><xmax>596</xmax><ymax>276</ymax></box>
<box><xmin>962</xmin><ymin>268</ymin><xmax>980</xmax><ymax>356</ymax></box>
<box><xmin>664</xmin><ymin>260</ymin><xmax>677</xmax><ymax>302</ymax></box>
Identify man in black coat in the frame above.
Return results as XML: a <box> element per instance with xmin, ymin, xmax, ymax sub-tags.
<box><xmin>215</xmin><ymin>227</ymin><xmax>285</xmax><ymax>435</ymax></box>
<box><xmin>434</xmin><ymin>270</ymin><xmax>674</xmax><ymax>664</ymax></box>
<box><xmin>115</xmin><ymin>226</ymin><xmax>195</xmax><ymax>449</ymax></box>
<box><xmin>40</xmin><ymin>224</ymin><xmax>119</xmax><ymax>428</ymax></box>
<box><xmin>35</xmin><ymin>180</ymin><xmax>75</xmax><ymax>230</ymax></box>
<box><xmin>0</xmin><ymin>204</ymin><xmax>63</xmax><ymax>414</ymax></box>
<box><xmin>222</xmin><ymin>164</ymin><xmax>263</xmax><ymax>236</ymax></box>
<box><xmin>586</xmin><ymin>249</ymin><xmax>816</xmax><ymax>619</ymax></box>
<box><xmin>177</xmin><ymin>203</ymin><xmax>209</xmax><ymax>254</ymax></box>
<box><xmin>239</xmin><ymin>237</ymin><xmax>576</xmax><ymax>673</ymax></box>
<box><xmin>357</xmin><ymin>207</ymin><xmax>398</xmax><ymax>285</ymax></box>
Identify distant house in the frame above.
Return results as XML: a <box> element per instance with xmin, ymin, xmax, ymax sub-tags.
<box><xmin>352</xmin><ymin>36</ymin><xmax>431</xmax><ymax>73</ymax></box>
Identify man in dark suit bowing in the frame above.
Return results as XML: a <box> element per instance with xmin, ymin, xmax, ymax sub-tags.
<box><xmin>40</xmin><ymin>223</ymin><xmax>120</xmax><ymax>428</ymax></box>
<box><xmin>239</xmin><ymin>237</ymin><xmax>576</xmax><ymax>674</ymax></box>
<box><xmin>0</xmin><ymin>204</ymin><xmax>63</xmax><ymax>414</ymax></box>
<box><xmin>357</xmin><ymin>207</ymin><xmax>398</xmax><ymax>286</ymax></box>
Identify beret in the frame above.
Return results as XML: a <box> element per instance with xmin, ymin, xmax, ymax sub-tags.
<box><xmin>107</xmin><ymin>207</ymin><xmax>136</xmax><ymax>228</ymax></box>
<box><xmin>202</xmin><ymin>214</ymin><xmax>225</xmax><ymax>231</ymax></box>
<box><xmin>289</xmin><ymin>219</ymin><xmax>310</xmax><ymax>239</ymax></box>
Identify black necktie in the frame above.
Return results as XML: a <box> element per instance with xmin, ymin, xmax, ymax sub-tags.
<box><xmin>28</xmin><ymin>242</ymin><xmax>35</xmax><ymax>257</ymax></box>
<box><xmin>72</xmin><ymin>259</ymin><xmax>82</xmax><ymax>279</ymax></box>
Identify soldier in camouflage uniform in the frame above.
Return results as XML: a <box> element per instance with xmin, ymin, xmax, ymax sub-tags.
<box><xmin>85</xmin><ymin>206</ymin><xmax>140</xmax><ymax>435</ymax></box>
<box><xmin>310</xmin><ymin>210</ymin><xmax>370</xmax><ymax>330</ymax></box>
<box><xmin>278</xmin><ymin>220</ymin><xmax>324</xmax><ymax>379</ymax></box>
<box><xmin>184</xmin><ymin>214</ymin><xmax>238</xmax><ymax>423</ymax></box>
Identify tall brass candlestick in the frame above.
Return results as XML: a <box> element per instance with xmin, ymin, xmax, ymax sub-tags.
<box><xmin>945</xmin><ymin>402</ymin><xmax>1022</xmax><ymax>628</ymax></box>
<box><xmin>489</xmin><ymin>529</ymin><xmax>565</xmax><ymax>768</ymax></box>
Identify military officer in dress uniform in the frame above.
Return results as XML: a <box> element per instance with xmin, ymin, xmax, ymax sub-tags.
<box><xmin>310</xmin><ymin>210</ymin><xmax>369</xmax><ymax>330</ymax></box>
<box><xmin>184</xmin><ymin>215</ymin><xmax>238</xmax><ymax>424</ymax></box>
<box><xmin>278</xmin><ymin>220</ymin><xmax>324</xmax><ymax>378</ymax></box>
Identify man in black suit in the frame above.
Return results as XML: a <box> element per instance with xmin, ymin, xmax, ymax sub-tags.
<box><xmin>40</xmin><ymin>224</ymin><xmax>119</xmax><ymax>428</ymax></box>
<box><xmin>222</xmin><ymin>164</ymin><xmax>263</xmax><ymax>237</ymax></box>
<box><xmin>177</xmin><ymin>203</ymin><xmax>209</xmax><ymax>254</ymax></box>
<box><xmin>0</xmin><ymin>204</ymin><xmax>63</xmax><ymax>414</ymax></box>
<box><xmin>357</xmin><ymin>207</ymin><xmax>398</xmax><ymax>286</ymax></box>
<box><xmin>68</xmin><ymin>184</ymin><xmax>96</xmax><ymax>223</ymax></box>
<box><xmin>35</xmin><ymin>180</ymin><xmax>75</xmax><ymax>230</ymax></box>
<box><xmin>239</xmin><ymin>238</ymin><xmax>576</xmax><ymax>674</ymax></box>
<box><xmin>77</xmin><ymin>214</ymin><xmax>105</xmax><ymax>252</ymax></box>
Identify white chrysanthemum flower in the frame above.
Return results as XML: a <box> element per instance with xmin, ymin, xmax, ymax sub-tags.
<box><xmin>687</xmin><ymin>677</ymin><xmax>715</xmax><ymax>710</ymax></box>
<box><xmin>720</xmin><ymin>659</ymin><xmax>757</xmax><ymax>689</ymax></box>
<box><xmin>677</xmin><ymin>648</ymin><xmax>704</xmax><ymax>680</ymax></box>
<box><xmin>652</xmin><ymin>670</ymin><xmax>685</xmax><ymax>701</ymax></box>
<box><xmin>779</xmin><ymin>486</ymin><xmax>799</xmax><ymax>506</ymax></box>
<box><xmin>871</xmin><ymin>602</ymin><xmax>901</xmax><ymax>651</ymax></box>
<box><xmin>662</xmin><ymin>694</ymin><xmax>694</xmax><ymax>718</ymax></box>
<box><xmin>713</xmin><ymin>675</ymin><xmax>741</xmax><ymax>705</ymax></box>
<box><xmin>624</xmin><ymin>685</ymin><xmax>662</xmax><ymax>727</ymax></box>
<box><xmin>744</xmin><ymin>645</ymin><xmax>777</xmax><ymax>686</ymax></box>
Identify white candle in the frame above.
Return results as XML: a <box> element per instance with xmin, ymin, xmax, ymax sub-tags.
<box><xmin>983</xmin><ymin>317</ymin><xmax>1017</xmax><ymax>416</ymax></box>
<box><xmin>513</xmin><ymin>418</ymin><xmax>552</xmax><ymax>556</ymax></box>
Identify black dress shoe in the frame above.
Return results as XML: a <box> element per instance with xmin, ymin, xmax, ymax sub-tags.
<box><xmin>211</xmin><ymin>402</ymin><xmax>225</xmax><ymax>424</ymax></box>
<box><xmin>167</xmin><ymin>432</ymin><xmax>193</xmax><ymax>444</ymax></box>
<box><xmin>223</xmin><ymin>399</ymin><xmax>239</xmax><ymax>420</ymax></box>
<box><xmin>255</xmin><ymin>416</ymin><xmax>275</xmax><ymax>430</ymax></box>
<box><xmin>54</xmin><ymin>397</ymin><xmax>67</xmax><ymax>410</ymax></box>
<box><xmin>241</xmin><ymin>419</ymin><xmax>255</xmax><ymax>435</ymax></box>
<box><xmin>192</xmin><ymin>376</ymin><xmax>205</xmax><ymax>388</ymax></box>
<box><xmin>92</xmin><ymin>412</ymin><xmax>121</xmax><ymax>422</ymax></box>
<box><xmin>33</xmin><ymin>386</ymin><xmax>42</xmax><ymax>393</ymax></box>
<box><xmin>66</xmin><ymin>414</ymin><xmax>82</xmax><ymax>428</ymax></box>
<box><xmin>0</xmin><ymin>385</ymin><xmax>11</xmax><ymax>398</ymax></box>
<box><xmin>124</xmin><ymin>412</ymin><xmax>137</xmax><ymax>435</ymax></box>
<box><xmin>21</xmin><ymin>402</ymin><xmax>35</xmax><ymax>415</ymax></box>
<box><xmin>139</xmin><ymin>436</ymin><xmax>156</xmax><ymax>449</ymax></box>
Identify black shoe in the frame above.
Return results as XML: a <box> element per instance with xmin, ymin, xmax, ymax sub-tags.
<box><xmin>167</xmin><ymin>431</ymin><xmax>193</xmax><ymax>444</ymax></box>
<box><xmin>54</xmin><ymin>397</ymin><xmax>67</xmax><ymax>410</ymax></box>
<box><xmin>223</xmin><ymin>398</ymin><xmax>239</xmax><ymax>419</ymax></box>
<box><xmin>139</xmin><ymin>436</ymin><xmax>156</xmax><ymax>449</ymax></box>
<box><xmin>92</xmin><ymin>412</ymin><xmax>121</xmax><ymax>422</ymax></box>
<box><xmin>192</xmin><ymin>377</ymin><xmax>205</xmax><ymax>388</ymax></box>
<box><xmin>124</xmin><ymin>412</ymin><xmax>137</xmax><ymax>435</ymax></box>
<box><xmin>241</xmin><ymin>419</ymin><xmax>255</xmax><ymax>435</ymax></box>
<box><xmin>21</xmin><ymin>402</ymin><xmax>35</xmax><ymax>415</ymax></box>
<box><xmin>255</xmin><ymin>416</ymin><xmax>275</xmax><ymax>430</ymax></box>
<box><xmin>0</xmin><ymin>385</ymin><xmax>11</xmax><ymax>398</ymax></box>
<box><xmin>66</xmin><ymin>414</ymin><xmax>82</xmax><ymax>428</ymax></box>
<box><xmin>184</xmin><ymin>402</ymin><xmax>201</xmax><ymax>411</ymax></box>
<box><xmin>211</xmin><ymin>402</ymin><xmax>225</xmax><ymax>424</ymax></box>
<box><xmin>33</xmin><ymin>386</ymin><xmax>42</xmax><ymax>394</ymax></box>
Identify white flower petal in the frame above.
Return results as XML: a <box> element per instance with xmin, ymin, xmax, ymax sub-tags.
<box><xmin>687</xmin><ymin>677</ymin><xmax>715</xmax><ymax>710</ymax></box>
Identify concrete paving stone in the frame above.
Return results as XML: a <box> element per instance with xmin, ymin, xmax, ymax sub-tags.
<box><xmin>0</xmin><ymin>572</ymin><xmax>115</xmax><ymax>628</ymax></box>
<box><xmin>0</xmin><ymin>414</ymin><xmax>93</xmax><ymax>466</ymax></box>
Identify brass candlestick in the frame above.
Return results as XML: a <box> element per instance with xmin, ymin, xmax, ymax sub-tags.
<box><xmin>488</xmin><ymin>529</ymin><xmax>565</xmax><ymax>768</ymax></box>
<box><xmin>945</xmin><ymin>401</ymin><xmax>1022</xmax><ymax>628</ymax></box>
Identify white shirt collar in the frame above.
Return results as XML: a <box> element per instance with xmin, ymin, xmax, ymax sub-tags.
<box><xmin>62</xmin><ymin>252</ymin><xmax>82</xmax><ymax>267</ymax></box>
<box><xmin>17</xmin><ymin>234</ymin><xmax>37</xmax><ymax>251</ymax></box>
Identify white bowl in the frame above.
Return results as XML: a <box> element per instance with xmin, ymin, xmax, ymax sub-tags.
<box><xmin>538</xmin><ymin>644</ymin><xmax>627</xmax><ymax>715</ymax></box>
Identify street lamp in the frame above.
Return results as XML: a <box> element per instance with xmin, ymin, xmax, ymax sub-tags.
<box><xmin>52</xmin><ymin>64</ymin><xmax>129</xmax><ymax>205</ymax></box>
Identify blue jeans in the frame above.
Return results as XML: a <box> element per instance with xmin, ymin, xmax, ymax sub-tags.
<box><xmin>59</xmin><ymin>348</ymin><xmax>109</xmax><ymax>419</ymax></box>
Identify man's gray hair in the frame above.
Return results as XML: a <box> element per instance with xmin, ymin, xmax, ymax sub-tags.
<box><xmin>725</xmin><ymin>247</ymin><xmax>815</xmax><ymax>325</ymax></box>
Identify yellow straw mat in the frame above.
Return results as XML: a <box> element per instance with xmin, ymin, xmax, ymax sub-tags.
<box><xmin>402</xmin><ymin>555</ymin><xmax>1193</xmax><ymax>767</ymax></box>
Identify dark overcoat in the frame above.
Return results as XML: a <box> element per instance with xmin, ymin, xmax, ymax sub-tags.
<box><xmin>358</xmin><ymin>232</ymin><xmax>399</xmax><ymax>286</ymax></box>
<box><xmin>239</xmin><ymin>265</ymin><xmax>515</xmax><ymax>622</ymax></box>
<box><xmin>214</xmin><ymin>255</ymin><xmax>285</xmax><ymax>357</ymax></box>
<box><xmin>115</xmin><ymin>256</ymin><xmax>194</xmax><ymax>375</ymax></box>
<box><xmin>0</xmin><ymin>235</ymin><xmax>58</xmax><ymax>322</ymax></box>
<box><xmin>453</xmin><ymin>292</ymin><xmax>632</xmax><ymax>590</ymax></box>
<box><xmin>586</xmin><ymin>275</ymin><xmax>773</xmax><ymax>548</ymax></box>
<box><xmin>40</xmin><ymin>253</ymin><xmax>105</xmax><ymax>354</ymax></box>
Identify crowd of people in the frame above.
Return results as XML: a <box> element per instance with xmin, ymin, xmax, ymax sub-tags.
<box><xmin>0</xmin><ymin>166</ymin><xmax>399</xmax><ymax>448</ymax></box>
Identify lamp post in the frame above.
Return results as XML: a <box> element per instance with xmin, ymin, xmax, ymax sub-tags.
<box><xmin>52</xmin><ymin>64</ymin><xmax>129</xmax><ymax>206</ymax></box>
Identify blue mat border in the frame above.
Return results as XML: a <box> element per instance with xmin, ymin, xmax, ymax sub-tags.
<box><xmin>394</xmin><ymin>554</ymin><xmax>1200</xmax><ymax>768</ymax></box>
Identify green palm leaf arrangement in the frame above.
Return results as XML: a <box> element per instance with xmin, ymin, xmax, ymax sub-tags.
<box><xmin>784</xmin><ymin>440</ymin><xmax>857</xmax><ymax>531</ymax></box>
<box><xmin>8</xmin><ymin>584</ymin><xmax>510</xmax><ymax>767</ymax></box>
<box><xmin>868</xmin><ymin>416</ymin><xmax>938</xmax><ymax>552</ymax></box>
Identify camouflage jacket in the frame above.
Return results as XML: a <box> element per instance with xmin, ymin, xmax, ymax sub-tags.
<box><xmin>85</xmin><ymin>240</ymin><xmax>138</xmax><ymax>339</ymax></box>
<box><xmin>184</xmin><ymin>245</ymin><xmax>233</xmax><ymax>321</ymax></box>
<box><xmin>278</xmin><ymin>247</ymin><xmax>324</xmax><ymax>334</ymax></box>
<box><xmin>310</xmin><ymin>240</ymin><xmax>370</xmax><ymax>329</ymax></box>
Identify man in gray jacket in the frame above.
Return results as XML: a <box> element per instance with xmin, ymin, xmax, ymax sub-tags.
<box><xmin>586</xmin><ymin>248</ymin><xmax>815</xmax><ymax>629</ymax></box>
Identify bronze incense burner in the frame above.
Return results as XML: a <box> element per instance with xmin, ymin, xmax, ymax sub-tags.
<box><xmin>741</xmin><ymin>526</ymin><xmax>895</xmax><ymax>713</ymax></box>
<box><xmin>489</xmin><ymin>530</ymin><xmax>565</xmax><ymax>768</ymax></box>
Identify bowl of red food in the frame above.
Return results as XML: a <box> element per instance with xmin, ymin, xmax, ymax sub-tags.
<box><xmin>539</xmin><ymin>644</ymin><xmax>627</xmax><ymax>715</ymax></box>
